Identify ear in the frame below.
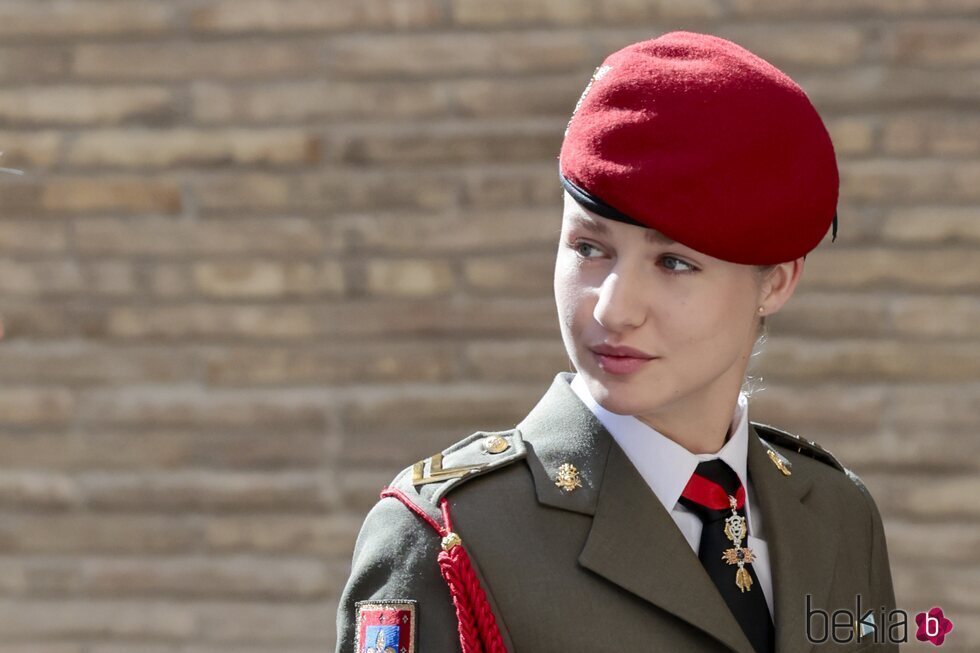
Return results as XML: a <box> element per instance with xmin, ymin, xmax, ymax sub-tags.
<box><xmin>758</xmin><ymin>257</ymin><xmax>804</xmax><ymax>316</ymax></box>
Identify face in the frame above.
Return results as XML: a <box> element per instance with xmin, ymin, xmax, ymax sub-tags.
<box><xmin>554</xmin><ymin>192</ymin><xmax>766</xmax><ymax>421</ymax></box>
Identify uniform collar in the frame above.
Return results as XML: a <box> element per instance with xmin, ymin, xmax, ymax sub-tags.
<box><xmin>569</xmin><ymin>373</ymin><xmax>751</xmax><ymax>522</ymax></box>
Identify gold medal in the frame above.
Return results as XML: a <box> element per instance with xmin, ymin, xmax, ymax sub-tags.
<box><xmin>720</xmin><ymin>494</ymin><xmax>756</xmax><ymax>592</ymax></box>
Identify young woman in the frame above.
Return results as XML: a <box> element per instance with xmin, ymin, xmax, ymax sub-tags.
<box><xmin>336</xmin><ymin>31</ymin><xmax>896</xmax><ymax>653</ymax></box>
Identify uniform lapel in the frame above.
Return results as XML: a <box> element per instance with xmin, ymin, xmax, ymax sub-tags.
<box><xmin>747</xmin><ymin>424</ymin><xmax>840</xmax><ymax>653</ymax></box>
<box><xmin>519</xmin><ymin>373</ymin><xmax>755</xmax><ymax>653</ymax></box>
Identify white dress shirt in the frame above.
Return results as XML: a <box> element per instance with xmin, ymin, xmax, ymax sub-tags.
<box><xmin>570</xmin><ymin>373</ymin><xmax>775</xmax><ymax>618</ymax></box>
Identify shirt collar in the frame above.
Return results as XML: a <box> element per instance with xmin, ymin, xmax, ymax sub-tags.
<box><xmin>569</xmin><ymin>373</ymin><xmax>750</xmax><ymax>515</ymax></box>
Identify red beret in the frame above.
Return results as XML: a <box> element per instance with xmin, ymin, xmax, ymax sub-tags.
<box><xmin>558</xmin><ymin>31</ymin><xmax>838</xmax><ymax>265</ymax></box>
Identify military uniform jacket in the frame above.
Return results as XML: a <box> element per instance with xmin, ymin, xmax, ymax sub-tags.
<box><xmin>336</xmin><ymin>373</ymin><xmax>897</xmax><ymax>652</ymax></box>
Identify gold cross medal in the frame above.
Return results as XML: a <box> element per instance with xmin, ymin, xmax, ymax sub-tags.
<box><xmin>721</xmin><ymin>495</ymin><xmax>756</xmax><ymax>593</ymax></box>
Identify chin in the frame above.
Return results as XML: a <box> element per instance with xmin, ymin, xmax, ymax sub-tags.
<box><xmin>585</xmin><ymin>373</ymin><xmax>672</xmax><ymax>416</ymax></box>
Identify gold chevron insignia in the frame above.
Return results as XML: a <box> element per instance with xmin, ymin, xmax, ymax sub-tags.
<box><xmin>411</xmin><ymin>453</ymin><xmax>485</xmax><ymax>486</ymax></box>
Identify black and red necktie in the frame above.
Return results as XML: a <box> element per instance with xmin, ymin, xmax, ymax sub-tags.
<box><xmin>678</xmin><ymin>459</ymin><xmax>774</xmax><ymax>653</ymax></box>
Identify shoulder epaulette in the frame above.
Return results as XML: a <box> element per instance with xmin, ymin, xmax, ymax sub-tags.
<box><xmin>751</xmin><ymin>421</ymin><xmax>845</xmax><ymax>473</ymax></box>
<box><xmin>389</xmin><ymin>428</ymin><xmax>527</xmax><ymax>507</ymax></box>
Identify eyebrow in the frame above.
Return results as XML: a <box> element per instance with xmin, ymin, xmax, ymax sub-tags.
<box><xmin>571</xmin><ymin>214</ymin><xmax>676</xmax><ymax>246</ymax></box>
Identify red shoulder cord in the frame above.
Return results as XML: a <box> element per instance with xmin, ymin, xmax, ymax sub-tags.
<box><xmin>381</xmin><ymin>487</ymin><xmax>506</xmax><ymax>653</ymax></box>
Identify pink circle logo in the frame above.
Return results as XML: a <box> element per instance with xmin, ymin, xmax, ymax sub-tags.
<box><xmin>915</xmin><ymin>607</ymin><xmax>954</xmax><ymax>646</ymax></box>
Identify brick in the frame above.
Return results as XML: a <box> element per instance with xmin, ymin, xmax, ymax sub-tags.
<box><xmin>104</xmin><ymin>305</ymin><xmax>321</xmax><ymax>341</ymax></box>
<box><xmin>190</xmin><ymin>0</ymin><xmax>446</xmax><ymax>33</ymax></box>
<box><xmin>362</xmin><ymin>259</ymin><xmax>455</xmax><ymax>297</ymax></box>
<box><xmin>879</xmin><ymin>207</ymin><xmax>980</xmax><ymax>243</ymax></box>
<box><xmin>451</xmin><ymin>74</ymin><xmax>584</xmax><ymax>118</ymax></box>
<box><xmin>893</xmin><ymin>568</ymin><xmax>980</xmax><ymax>625</ymax></box>
<box><xmin>809</xmin><ymin>426</ymin><xmax>980</xmax><ymax>471</ymax></box>
<box><xmin>0</xmin><ymin>514</ymin><xmax>198</xmax><ymax>554</ymax></box>
<box><xmin>843</xmin><ymin>160</ymin><xmax>980</xmax><ymax>203</ymax></box>
<box><xmin>339</xmin><ymin>120</ymin><xmax>560</xmax><ymax>165</ymax></box>
<box><xmin>193</xmin><ymin>260</ymin><xmax>343</xmax><ymax>298</ymax></box>
<box><xmin>463</xmin><ymin>253</ymin><xmax>554</xmax><ymax>295</ymax></box>
<box><xmin>26</xmin><ymin>429</ymin><xmax>327</xmax><ymax>471</ymax></box>
<box><xmin>747</xmin><ymin>383</ymin><xmax>886</xmax><ymax>431</ymax></box>
<box><xmin>453</xmin><ymin>0</ymin><xmax>594</xmax><ymax>26</ymax></box>
<box><xmin>824</xmin><ymin>116</ymin><xmax>876</xmax><ymax>155</ymax></box>
<box><xmin>348</xmin><ymin>209</ymin><xmax>560</xmax><ymax>254</ymax></box>
<box><xmin>194</xmin><ymin>601</ymin><xmax>330</xmax><ymax>643</ymax></box>
<box><xmin>76</xmin><ymin>387</ymin><xmax>327</xmax><ymax>430</ymax></box>
<box><xmin>75</xmin><ymin>217</ymin><xmax>330</xmax><ymax>256</ymax></box>
<box><xmin>864</xmin><ymin>471</ymin><xmax>980</xmax><ymax>520</ymax></box>
<box><xmin>191</xmin><ymin>80</ymin><xmax>449</xmax><ymax>123</ymax></box>
<box><xmin>0</xmin><ymin>343</ymin><xmax>193</xmax><ymax>385</ymax></box>
<box><xmin>887</xmin><ymin>520</ymin><xmax>980</xmax><ymax>564</ymax></box>
<box><xmin>0</xmin><ymin>302</ymin><xmax>76</xmax><ymax>339</ymax></box>
<box><xmin>318</xmin><ymin>298</ymin><xmax>559</xmax><ymax>338</ymax></box>
<box><xmin>37</xmin><ymin>177</ymin><xmax>182</xmax><ymax>215</ymax></box>
<box><xmin>796</xmin><ymin>67</ymin><xmax>980</xmax><ymax>109</ymax></box>
<box><xmin>193</xmin><ymin>170</ymin><xmax>459</xmax><ymax>213</ymax></box>
<box><xmin>0</xmin><ymin>471</ymin><xmax>79</xmax><ymax>510</ymax></box>
<box><xmin>881</xmin><ymin>112</ymin><xmax>980</xmax><ymax>155</ymax></box>
<box><xmin>72</xmin><ymin>556</ymin><xmax>329</xmax><ymax>599</ymax></box>
<box><xmin>461</xmin><ymin>164</ymin><xmax>566</xmax><ymax>208</ymax></box>
<box><xmin>0</xmin><ymin>220</ymin><xmax>68</xmax><ymax>254</ymax></box>
<box><xmin>730</xmin><ymin>0</ymin><xmax>980</xmax><ymax>16</ymax></box>
<box><xmin>802</xmin><ymin>247</ymin><xmax>980</xmax><ymax>290</ymax></box>
<box><xmin>77</xmin><ymin>471</ymin><xmax>329</xmax><ymax>512</ymax></box>
<box><xmin>766</xmin><ymin>291</ymin><xmax>890</xmax><ymax>337</ymax></box>
<box><xmin>203</xmin><ymin>342</ymin><xmax>458</xmax><ymax>386</ymax></box>
<box><xmin>72</xmin><ymin>41</ymin><xmax>322</xmax><ymax>81</ymax></box>
<box><xmin>340</xmin><ymin>468</ymin><xmax>399</xmax><ymax>513</ymax></box>
<box><xmin>0</xmin><ymin>46</ymin><xmax>68</xmax><ymax>81</ymax></box>
<box><xmin>886</xmin><ymin>21</ymin><xmax>980</xmax><ymax>66</ymax></box>
<box><xmin>0</xmin><ymin>86</ymin><xmax>177</xmax><ymax>127</ymax></box>
<box><xmin>340</xmin><ymin>383</ymin><xmax>534</xmax><ymax>434</ymax></box>
<box><xmin>464</xmin><ymin>339</ymin><xmax>570</xmax><ymax>382</ymax></box>
<box><xmin>66</xmin><ymin>129</ymin><xmax>321</xmax><ymax>169</ymax></box>
<box><xmin>891</xmin><ymin>295</ymin><xmax>980</xmax><ymax>338</ymax></box>
<box><xmin>324</xmin><ymin>32</ymin><xmax>590</xmax><ymax>79</ymax></box>
<box><xmin>0</xmin><ymin>131</ymin><xmax>61</xmax><ymax>169</ymax></box>
<box><xmin>0</xmin><ymin>258</ymin><xmax>133</xmax><ymax>297</ymax></box>
<box><xmin>0</xmin><ymin>1</ymin><xmax>173</xmax><ymax>39</ymax></box>
<box><xmin>710</xmin><ymin>24</ymin><xmax>866</xmax><ymax>66</ymax></box>
<box><xmin>889</xmin><ymin>385</ymin><xmax>978</xmax><ymax>429</ymax></box>
<box><xmin>0</xmin><ymin>257</ymin><xmax>69</xmax><ymax>295</ymax></box>
<box><xmin>148</xmin><ymin>263</ymin><xmax>193</xmax><ymax>297</ymax></box>
<box><xmin>760</xmin><ymin>338</ymin><xmax>980</xmax><ymax>382</ymax></box>
<box><xmin>0</xmin><ymin>599</ymin><xmax>195</xmax><ymax>639</ymax></box>
<box><xmin>597</xmin><ymin>0</ymin><xmax>724</xmax><ymax>21</ymax></box>
<box><xmin>0</xmin><ymin>387</ymin><xmax>73</xmax><ymax>426</ymax></box>
<box><xmin>202</xmin><ymin>514</ymin><xmax>359</xmax><ymax>556</ymax></box>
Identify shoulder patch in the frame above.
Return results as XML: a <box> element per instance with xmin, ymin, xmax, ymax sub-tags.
<box><xmin>389</xmin><ymin>428</ymin><xmax>527</xmax><ymax>507</ymax></box>
<box><xmin>355</xmin><ymin>600</ymin><xmax>417</xmax><ymax>653</ymax></box>
<box><xmin>751</xmin><ymin>421</ymin><xmax>846</xmax><ymax>473</ymax></box>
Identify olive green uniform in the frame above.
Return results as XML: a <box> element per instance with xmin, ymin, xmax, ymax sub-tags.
<box><xmin>336</xmin><ymin>373</ymin><xmax>897</xmax><ymax>652</ymax></box>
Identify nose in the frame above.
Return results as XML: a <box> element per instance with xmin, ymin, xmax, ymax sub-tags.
<box><xmin>593</xmin><ymin>267</ymin><xmax>646</xmax><ymax>333</ymax></box>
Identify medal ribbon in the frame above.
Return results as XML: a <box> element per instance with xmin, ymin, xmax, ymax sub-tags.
<box><xmin>681</xmin><ymin>472</ymin><xmax>746</xmax><ymax>511</ymax></box>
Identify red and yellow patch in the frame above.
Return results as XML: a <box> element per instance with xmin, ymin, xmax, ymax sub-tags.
<box><xmin>355</xmin><ymin>600</ymin><xmax>417</xmax><ymax>653</ymax></box>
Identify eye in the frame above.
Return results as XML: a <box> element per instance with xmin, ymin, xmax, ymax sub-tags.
<box><xmin>569</xmin><ymin>239</ymin><xmax>604</xmax><ymax>259</ymax></box>
<box><xmin>660</xmin><ymin>255</ymin><xmax>697</xmax><ymax>274</ymax></box>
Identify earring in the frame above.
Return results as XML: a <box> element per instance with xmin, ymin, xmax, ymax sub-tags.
<box><xmin>758</xmin><ymin>306</ymin><xmax>765</xmax><ymax>314</ymax></box>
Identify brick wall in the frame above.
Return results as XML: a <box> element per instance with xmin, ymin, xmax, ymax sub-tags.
<box><xmin>0</xmin><ymin>1</ymin><xmax>977</xmax><ymax>651</ymax></box>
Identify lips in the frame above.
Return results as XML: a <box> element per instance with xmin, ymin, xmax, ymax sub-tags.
<box><xmin>589</xmin><ymin>344</ymin><xmax>658</xmax><ymax>375</ymax></box>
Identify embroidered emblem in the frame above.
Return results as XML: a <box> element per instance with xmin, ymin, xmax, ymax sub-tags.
<box><xmin>554</xmin><ymin>463</ymin><xmax>582</xmax><ymax>492</ymax></box>
<box><xmin>355</xmin><ymin>600</ymin><xmax>417</xmax><ymax>653</ymax></box>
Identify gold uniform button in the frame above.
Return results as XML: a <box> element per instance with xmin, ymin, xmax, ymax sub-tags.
<box><xmin>484</xmin><ymin>435</ymin><xmax>509</xmax><ymax>454</ymax></box>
